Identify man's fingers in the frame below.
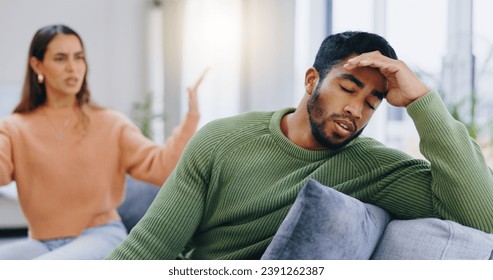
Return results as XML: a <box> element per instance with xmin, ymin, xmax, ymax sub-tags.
<box><xmin>344</xmin><ymin>51</ymin><xmax>392</xmax><ymax>69</ymax></box>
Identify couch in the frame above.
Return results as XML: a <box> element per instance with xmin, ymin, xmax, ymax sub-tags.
<box><xmin>120</xmin><ymin>177</ymin><xmax>493</xmax><ymax>259</ymax></box>
<box><xmin>118</xmin><ymin>176</ymin><xmax>160</xmax><ymax>232</ymax></box>
<box><xmin>261</xmin><ymin>179</ymin><xmax>493</xmax><ymax>260</ymax></box>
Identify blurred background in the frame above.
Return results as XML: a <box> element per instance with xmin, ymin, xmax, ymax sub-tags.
<box><xmin>1</xmin><ymin>0</ymin><xmax>493</xmax><ymax>156</ymax></box>
<box><xmin>1</xmin><ymin>0</ymin><xmax>493</xmax><ymax>238</ymax></box>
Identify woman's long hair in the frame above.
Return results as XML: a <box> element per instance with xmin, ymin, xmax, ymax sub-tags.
<box><xmin>13</xmin><ymin>24</ymin><xmax>94</xmax><ymax>113</ymax></box>
<box><xmin>13</xmin><ymin>24</ymin><xmax>100</xmax><ymax>136</ymax></box>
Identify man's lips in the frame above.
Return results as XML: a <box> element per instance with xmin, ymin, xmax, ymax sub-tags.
<box><xmin>334</xmin><ymin>119</ymin><xmax>356</xmax><ymax>135</ymax></box>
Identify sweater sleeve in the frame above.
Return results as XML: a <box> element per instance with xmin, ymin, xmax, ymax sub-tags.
<box><xmin>407</xmin><ymin>90</ymin><xmax>493</xmax><ymax>232</ymax></box>
<box><xmin>121</xmin><ymin>111</ymin><xmax>199</xmax><ymax>186</ymax></box>
<box><xmin>0</xmin><ymin>119</ymin><xmax>14</xmax><ymax>186</ymax></box>
<box><xmin>107</xmin><ymin>122</ymin><xmax>213</xmax><ymax>259</ymax></box>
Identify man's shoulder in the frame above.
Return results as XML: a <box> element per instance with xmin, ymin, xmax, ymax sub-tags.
<box><xmin>348</xmin><ymin>136</ymin><xmax>419</xmax><ymax>164</ymax></box>
<box><xmin>210</xmin><ymin>110</ymin><xmax>275</xmax><ymax>124</ymax></box>
<box><xmin>203</xmin><ymin>110</ymin><xmax>276</xmax><ymax>134</ymax></box>
<box><xmin>189</xmin><ymin>110</ymin><xmax>279</xmax><ymax>151</ymax></box>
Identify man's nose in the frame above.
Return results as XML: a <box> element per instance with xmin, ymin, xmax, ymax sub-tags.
<box><xmin>344</xmin><ymin>101</ymin><xmax>363</xmax><ymax>119</ymax></box>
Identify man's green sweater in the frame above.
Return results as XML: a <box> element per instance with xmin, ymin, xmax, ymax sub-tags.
<box><xmin>107</xmin><ymin>91</ymin><xmax>493</xmax><ymax>259</ymax></box>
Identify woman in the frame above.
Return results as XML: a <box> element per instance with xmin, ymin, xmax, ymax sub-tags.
<box><xmin>0</xmin><ymin>24</ymin><xmax>205</xmax><ymax>259</ymax></box>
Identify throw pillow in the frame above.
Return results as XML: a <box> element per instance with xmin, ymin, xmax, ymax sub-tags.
<box><xmin>261</xmin><ymin>179</ymin><xmax>391</xmax><ymax>260</ymax></box>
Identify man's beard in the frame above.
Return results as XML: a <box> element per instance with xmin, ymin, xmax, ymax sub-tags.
<box><xmin>307</xmin><ymin>86</ymin><xmax>365</xmax><ymax>150</ymax></box>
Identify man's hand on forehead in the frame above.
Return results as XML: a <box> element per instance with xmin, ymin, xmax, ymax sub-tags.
<box><xmin>343</xmin><ymin>51</ymin><xmax>430</xmax><ymax>108</ymax></box>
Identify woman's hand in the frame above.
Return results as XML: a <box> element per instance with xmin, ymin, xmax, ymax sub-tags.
<box><xmin>187</xmin><ymin>68</ymin><xmax>209</xmax><ymax>115</ymax></box>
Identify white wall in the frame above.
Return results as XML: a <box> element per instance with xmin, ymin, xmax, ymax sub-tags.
<box><xmin>293</xmin><ymin>0</ymin><xmax>328</xmax><ymax>103</ymax></box>
<box><xmin>179</xmin><ymin>0</ymin><xmax>328</xmax><ymax>126</ymax></box>
<box><xmin>240</xmin><ymin>0</ymin><xmax>297</xmax><ymax>112</ymax></box>
<box><xmin>0</xmin><ymin>0</ymin><xmax>147</xmax><ymax>117</ymax></box>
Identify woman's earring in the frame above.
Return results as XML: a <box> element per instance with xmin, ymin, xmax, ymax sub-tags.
<box><xmin>37</xmin><ymin>73</ymin><xmax>44</xmax><ymax>84</ymax></box>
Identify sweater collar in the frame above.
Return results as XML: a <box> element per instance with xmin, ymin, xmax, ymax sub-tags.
<box><xmin>269</xmin><ymin>107</ymin><xmax>357</xmax><ymax>161</ymax></box>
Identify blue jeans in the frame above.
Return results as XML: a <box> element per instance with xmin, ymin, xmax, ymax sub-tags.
<box><xmin>0</xmin><ymin>221</ymin><xmax>127</xmax><ymax>260</ymax></box>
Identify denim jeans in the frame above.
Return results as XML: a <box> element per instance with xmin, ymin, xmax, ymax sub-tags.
<box><xmin>0</xmin><ymin>221</ymin><xmax>127</xmax><ymax>260</ymax></box>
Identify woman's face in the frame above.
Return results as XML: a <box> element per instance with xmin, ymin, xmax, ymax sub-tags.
<box><xmin>32</xmin><ymin>34</ymin><xmax>87</xmax><ymax>98</ymax></box>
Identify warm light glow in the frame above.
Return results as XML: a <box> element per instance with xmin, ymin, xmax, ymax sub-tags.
<box><xmin>182</xmin><ymin>0</ymin><xmax>242</xmax><ymax>125</ymax></box>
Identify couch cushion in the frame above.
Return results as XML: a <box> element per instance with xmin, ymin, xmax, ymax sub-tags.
<box><xmin>117</xmin><ymin>176</ymin><xmax>160</xmax><ymax>232</ymax></box>
<box><xmin>261</xmin><ymin>179</ymin><xmax>391</xmax><ymax>260</ymax></box>
<box><xmin>371</xmin><ymin>218</ymin><xmax>493</xmax><ymax>260</ymax></box>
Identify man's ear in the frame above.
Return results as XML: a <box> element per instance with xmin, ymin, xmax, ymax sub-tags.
<box><xmin>304</xmin><ymin>67</ymin><xmax>319</xmax><ymax>95</ymax></box>
<box><xmin>29</xmin><ymin>57</ymin><xmax>42</xmax><ymax>74</ymax></box>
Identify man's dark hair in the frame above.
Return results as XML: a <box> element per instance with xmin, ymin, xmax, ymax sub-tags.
<box><xmin>313</xmin><ymin>31</ymin><xmax>398</xmax><ymax>80</ymax></box>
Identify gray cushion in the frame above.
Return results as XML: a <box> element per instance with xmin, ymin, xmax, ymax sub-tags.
<box><xmin>261</xmin><ymin>179</ymin><xmax>391</xmax><ymax>260</ymax></box>
<box><xmin>371</xmin><ymin>218</ymin><xmax>493</xmax><ymax>260</ymax></box>
<box><xmin>117</xmin><ymin>176</ymin><xmax>160</xmax><ymax>232</ymax></box>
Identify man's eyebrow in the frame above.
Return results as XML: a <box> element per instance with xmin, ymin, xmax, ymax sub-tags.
<box><xmin>340</xmin><ymin>73</ymin><xmax>386</xmax><ymax>100</ymax></box>
<box><xmin>372</xmin><ymin>90</ymin><xmax>385</xmax><ymax>100</ymax></box>
<box><xmin>339</xmin><ymin>73</ymin><xmax>365</xmax><ymax>88</ymax></box>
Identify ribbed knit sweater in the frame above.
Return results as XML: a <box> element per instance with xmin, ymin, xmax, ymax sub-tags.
<box><xmin>107</xmin><ymin>90</ymin><xmax>493</xmax><ymax>260</ymax></box>
<box><xmin>0</xmin><ymin>105</ymin><xmax>199</xmax><ymax>240</ymax></box>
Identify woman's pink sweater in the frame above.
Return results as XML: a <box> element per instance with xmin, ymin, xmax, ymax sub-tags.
<box><xmin>0</xmin><ymin>105</ymin><xmax>199</xmax><ymax>240</ymax></box>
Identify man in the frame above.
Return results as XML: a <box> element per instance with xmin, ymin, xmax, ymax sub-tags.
<box><xmin>107</xmin><ymin>31</ymin><xmax>493</xmax><ymax>260</ymax></box>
